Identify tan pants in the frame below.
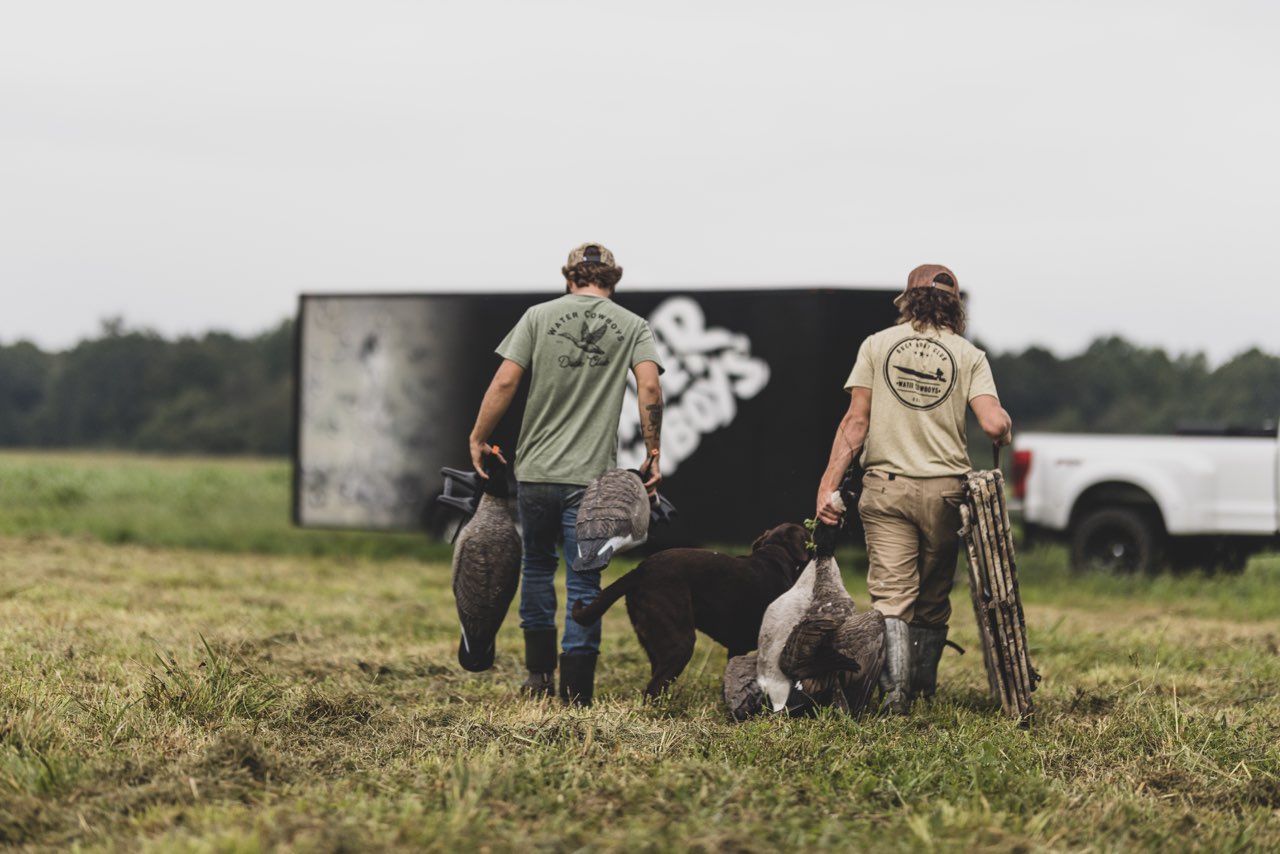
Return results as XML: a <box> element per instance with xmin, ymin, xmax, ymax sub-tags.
<box><xmin>859</xmin><ymin>470</ymin><xmax>966</xmax><ymax>628</ymax></box>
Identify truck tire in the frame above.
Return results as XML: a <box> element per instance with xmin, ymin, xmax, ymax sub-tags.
<box><xmin>1070</xmin><ymin>507</ymin><xmax>1164</xmax><ymax>575</ymax></box>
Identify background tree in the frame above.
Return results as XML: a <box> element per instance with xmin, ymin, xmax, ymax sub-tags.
<box><xmin>0</xmin><ymin>321</ymin><xmax>1274</xmax><ymax>455</ymax></box>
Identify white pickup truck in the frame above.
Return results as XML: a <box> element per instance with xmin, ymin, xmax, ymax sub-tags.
<box><xmin>1012</xmin><ymin>423</ymin><xmax>1279</xmax><ymax>573</ymax></box>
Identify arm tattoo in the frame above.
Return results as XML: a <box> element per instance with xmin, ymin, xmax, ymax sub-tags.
<box><xmin>644</xmin><ymin>402</ymin><xmax>664</xmax><ymax>442</ymax></box>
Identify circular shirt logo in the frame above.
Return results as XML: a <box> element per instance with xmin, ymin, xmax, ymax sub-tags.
<box><xmin>883</xmin><ymin>337</ymin><xmax>957</xmax><ymax>410</ymax></box>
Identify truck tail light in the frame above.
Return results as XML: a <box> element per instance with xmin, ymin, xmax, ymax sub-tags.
<box><xmin>1012</xmin><ymin>450</ymin><xmax>1032</xmax><ymax>500</ymax></box>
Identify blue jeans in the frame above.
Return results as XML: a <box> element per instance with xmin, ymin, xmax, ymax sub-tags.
<box><xmin>517</xmin><ymin>482</ymin><xmax>602</xmax><ymax>655</ymax></box>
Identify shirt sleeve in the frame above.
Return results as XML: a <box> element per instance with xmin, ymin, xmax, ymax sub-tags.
<box><xmin>495</xmin><ymin>308</ymin><xmax>535</xmax><ymax>369</ymax></box>
<box><xmin>630</xmin><ymin>321</ymin><xmax>665</xmax><ymax>374</ymax></box>
<box><xmin>845</xmin><ymin>338</ymin><xmax>874</xmax><ymax>390</ymax></box>
<box><xmin>967</xmin><ymin>351</ymin><xmax>999</xmax><ymax>401</ymax></box>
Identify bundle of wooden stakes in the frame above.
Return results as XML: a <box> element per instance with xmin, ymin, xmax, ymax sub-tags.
<box><xmin>960</xmin><ymin>456</ymin><xmax>1040</xmax><ymax>721</ymax></box>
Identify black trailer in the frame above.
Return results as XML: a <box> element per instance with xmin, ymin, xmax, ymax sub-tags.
<box><xmin>292</xmin><ymin>287</ymin><xmax>899</xmax><ymax>545</ymax></box>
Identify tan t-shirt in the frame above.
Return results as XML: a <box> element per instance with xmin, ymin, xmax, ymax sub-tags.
<box><xmin>845</xmin><ymin>322</ymin><xmax>998</xmax><ymax>477</ymax></box>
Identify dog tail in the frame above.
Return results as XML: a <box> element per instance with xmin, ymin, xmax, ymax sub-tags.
<box><xmin>570</xmin><ymin>566</ymin><xmax>643</xmax><ymax>626</ymax></box>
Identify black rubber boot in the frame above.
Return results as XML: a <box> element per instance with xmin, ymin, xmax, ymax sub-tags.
<box><xmin>559</xmin><ymin>653</ymin><xmax>598</xmax><ymax>707</ymax></box>
<box><xmin>520</xmin><ymin>628</ymin><xmax>557</xmax><ymax>699</ymax></box>
<box><xmin>879</xmin><ymin>617</ymin><xmax>910</xmax><ymax>715</ymax></box>
<box><xmin>909</xmin><ymin>624</ymin><xmax>949</xmax><ymax>702</ymax></box>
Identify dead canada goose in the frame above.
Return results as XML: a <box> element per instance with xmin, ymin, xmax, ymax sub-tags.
<box><xmin>756</xmin><ymin>518</ymin><xmax>852</xmax><ymax>709</ymax></box>
<box><xmin>729</xmin><ymin>612</ymin><xmax>885</xmax><ymax>720</ymax></box>
<box><xmin>777</xmin><ymin>557</ymin><xmax>855</xmax><ymax>700</ymax></box>
<box><xmin>440</xmin><ymin>453</ymin><xmax>521</xmax><ymax>673</ymax></box>
<box><xmin>573</xmin><ymin>468</ymin><xmax>677</xmax><ymax>573</ymax></box>
<box><xmin>752</xmin><ymin>486</ymin><xmax>855</xmax><ymax>706</ymax></box>
<box><xmin>753</xmin><ymin>472</ymin><xmax>887</xmax><ymax>716</ymax></box>
<box><xmin>779</xmin><ymin>512</ymin><xmax>886</xmax><ymax>716</ymax></box>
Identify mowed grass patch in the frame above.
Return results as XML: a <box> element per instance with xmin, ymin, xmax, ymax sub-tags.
<box><xmin>3</xmin><ymin>529</ymin><xmax>1280</xmax><ymax>851</ymax></box>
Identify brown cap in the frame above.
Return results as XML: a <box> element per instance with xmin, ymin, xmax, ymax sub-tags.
<box><xmin>894</xmin><ymin>264</ymin><xmax>960</xmax><ymax>307</ymax></box>
<box><xmin>565</xmin><ymin>243</ymin><xmax>618</xmax><ymax>270</ymax></box>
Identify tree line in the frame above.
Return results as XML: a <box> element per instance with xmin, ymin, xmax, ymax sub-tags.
<box><xmin>0</xmin><ymin>319</ymin><xmax>293</xmax><ymax>454</ymax></box>
<box><xmin>0</xmin><ymin>321</ymin><xmax>1275</xmax><ymax>455</ymax></box>
<box><xmin>983</xmin><ymin>336</ymin><xmax>1280</xmax><ymax>435</ymax></box>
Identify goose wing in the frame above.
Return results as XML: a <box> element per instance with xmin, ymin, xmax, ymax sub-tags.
<box><xmin>574</xmin><ymin>469</ymin><xmax>650</xmax><ymax>572</ymax></box>
<box><xmin>832</xmin><ymin>610</ymin><xmax>887</xmax><ymax>715</ymax></box>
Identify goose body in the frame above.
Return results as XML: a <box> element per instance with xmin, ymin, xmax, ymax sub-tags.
<box><xmin>573</xmin><ymin>468</ymin><xmax>651</xmax><ymax>573</ymax></box>
<box><xmin>448</xmin><ymin>460</ymin><xmax>521</xmax><ymax>672</ymax></box>
<box><xmin>755</xmin><ymin>557</ymin><xmax>819</xmax><ymax>711</ymax></box>
<box><xmin>757</xmin><ymin>553</ymin><xmax>887</xmax><ymax>715</ymax></box>
<box><xmin>778</xmin><ymin>554</ymin><xmax>856</xmax><ymax>682</ymax></box>
<box><xmin>756</xmin><ymin>510</ymin><xmax>861</xmax><ymax>712</ymax></box>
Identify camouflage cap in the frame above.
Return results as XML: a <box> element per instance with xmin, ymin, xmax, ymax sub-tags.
<box><xmin>894</xmin><ymin>264</ymin><xmax>960</xmax><ymax>307</ymax></box>
<box><xmin>565</xmin><ymin>243</ymin><xmax>618</xmax><ymax>270</ymax></box>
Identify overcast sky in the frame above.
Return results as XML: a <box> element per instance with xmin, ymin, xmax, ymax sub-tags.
<box><xmin>2</xmin><ymin>1</ymin><xmax>1276</xmax><ymax>362</ymax></box>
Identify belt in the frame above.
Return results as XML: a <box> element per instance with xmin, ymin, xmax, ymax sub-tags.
<box><xmin>872</xmin><ymin>472</ymin><xmax>963</xmax><ymax>481</ymax></box>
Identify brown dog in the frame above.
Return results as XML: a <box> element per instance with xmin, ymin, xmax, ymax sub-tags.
<box><xmin>571</xmin><ymin>523</ymin><xmax>811</xmax><ymax>698</ymax></box>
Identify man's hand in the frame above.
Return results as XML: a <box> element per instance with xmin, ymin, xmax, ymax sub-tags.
<box><xmin>815</xmin><ymin>487</ymin><xmax>843</xmax><ymax>527</ymax></box>
<box><xmin>640</xmin><ymin>448</ymin><xmax>662</xmax><ymax>495</ymax></box>
<box><xmin>470</xmin><ymin>439</ymin><xmax>507</xmax><ymax>478</ymax></box>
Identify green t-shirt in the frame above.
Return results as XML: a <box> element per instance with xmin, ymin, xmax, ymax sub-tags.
<box><xmin>845</xmin><ymin>322</ymin><xmax>999</xmax><ymax>477</ymax></box>
<box><xmin>497</xmin><ymin>293</ymin><xmax>663</xmax><ymax>485</ymax></box>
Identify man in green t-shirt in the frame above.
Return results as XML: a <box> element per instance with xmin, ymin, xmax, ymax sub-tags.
<box><xmin>468</xmin><ymin>243</ymin><xmax>664</xmax><ymax>705</ymax></box>
<box><xmin>814</xmin><ymin>264</ymin><xmax>1012</xmax><ymax>714</ymax></box>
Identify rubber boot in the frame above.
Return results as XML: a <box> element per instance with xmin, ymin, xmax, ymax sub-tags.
<box><xmin>559</xmin><ymin>653</ymin><xmax>598</xmax><ymax>707</ymax></box>
<box><xmin>520</xmin><ymin>628</ymin><xmax>557</xmax><ymax>699</ymax></box>
<box><xmin>909</xmin><ymin>624</ymin><xmax>949</xmax><ymax>702</ymax></box>
<box><xmin>879</xmin><ymin>616</ymin><xmax>910</xmax><ymax>715</ymax></box>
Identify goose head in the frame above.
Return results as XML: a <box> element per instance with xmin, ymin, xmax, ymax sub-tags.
<box><xmin>479</xmin><ymin>450</ymin><xmax>512</xmax><ymax>500</ymax></box>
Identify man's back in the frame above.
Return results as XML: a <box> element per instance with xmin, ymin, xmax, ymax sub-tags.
<box><xmin>497</xmin><ymin>293</ymin><xmax>660</xmax><ymax>485</ymax></box>
<box><xmin>848</xmin><ymin>322</ymin><xmax>997</xmax><ymax>477</ymax></box>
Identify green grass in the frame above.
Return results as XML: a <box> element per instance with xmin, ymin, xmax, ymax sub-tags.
<box><xmin>1</xmin><ymin>451</ymin><xmax>1278</xmax><ymax>851</ymax></box>
<box><xmin>0</xmin><ymin>450</ymin><xmax>448</xmax><ymax>560</ymax></box>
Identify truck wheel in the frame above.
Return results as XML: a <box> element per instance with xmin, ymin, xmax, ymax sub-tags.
<box><xmin>1071</xmin><ymin>507</ymin><xmax>1163</xmax><ymax>575</ymax></box>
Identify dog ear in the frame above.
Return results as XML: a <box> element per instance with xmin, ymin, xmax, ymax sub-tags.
<box><xmin>782</xmin><ymin>523</ymin><xmax>810</xmax><ymax>562</ymax></box>
<box><xmin>751</xmin><ymin>529</ymin><xmax>772</xmax><ymax>552</ymax></box>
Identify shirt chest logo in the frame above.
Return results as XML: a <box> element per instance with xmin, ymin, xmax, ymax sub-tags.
<box><xmin>883</xmin><ymin>336</ymin><xmax>957</xmax><ymax>410</ymax></box>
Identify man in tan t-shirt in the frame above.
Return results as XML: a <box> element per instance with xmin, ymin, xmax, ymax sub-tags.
<box><xmin>815</xmin><ymin>264</ymin><xmax>1012</xmax><ymax>714</ymax></box>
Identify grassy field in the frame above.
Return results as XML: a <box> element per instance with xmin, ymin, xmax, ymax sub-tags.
<box><xmin>2</xmin><ymin>452</ymin><xmax>1279</xmax><ymax>852</ymax></box>
<box><xmin>0</xmin><ymin>451</ymin><xmax>447</xmax><ymax>560</ymax></box>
